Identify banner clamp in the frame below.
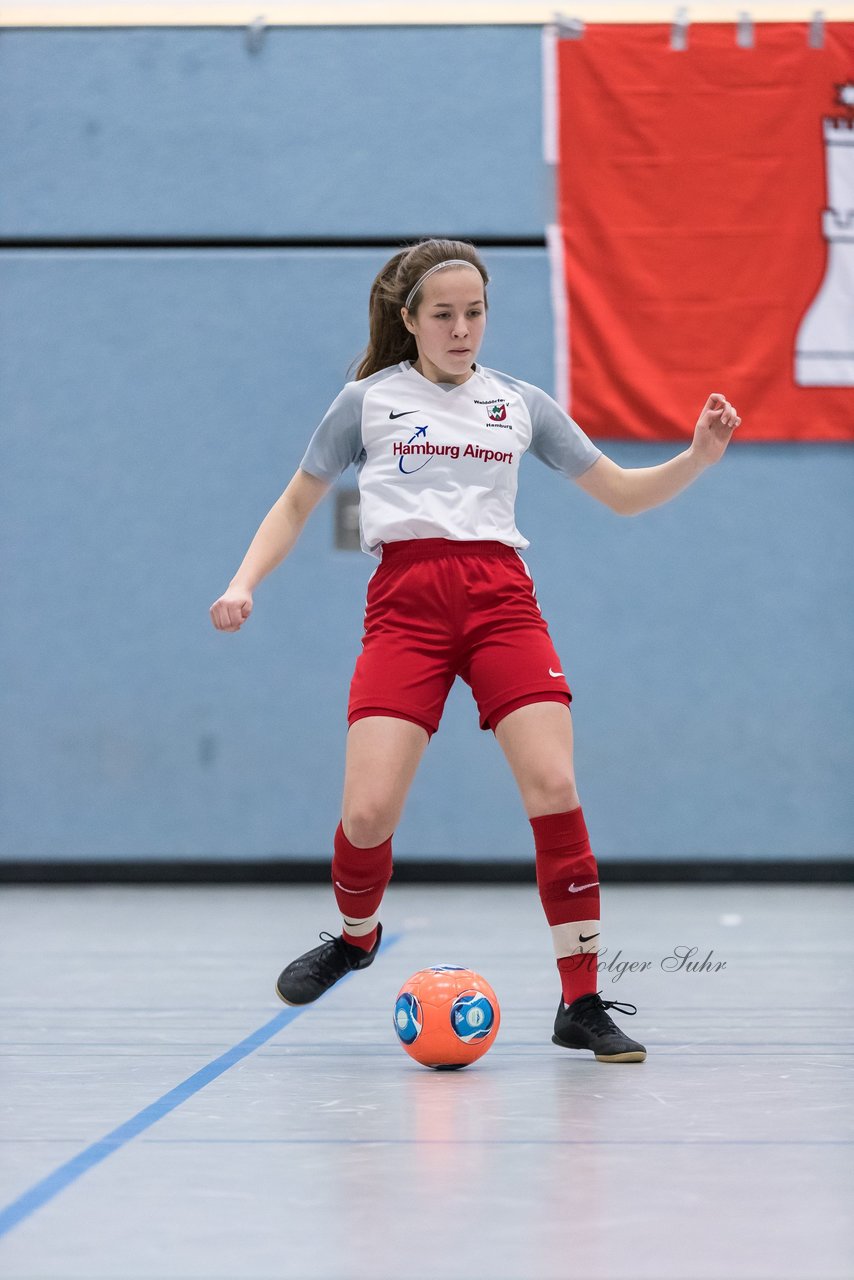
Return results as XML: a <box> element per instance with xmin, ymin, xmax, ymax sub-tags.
<box><xmin>245</xmin><ymin>14</ymin><xmax>267</xmax><ymax>54</ymax></box>
<box><xmin>552</xmin><ymin>12</ymin><xmax>584</xmax><ymax>39</ymax></box>
<box><xmin>736</xmin><ymin>11</ymin><xmax>755</xmax><ymax>47</ymax></box>
<box><xmin>670</xmin><ymin>6</ymin><xmax>689</xmax><ymax>51</ymax></box>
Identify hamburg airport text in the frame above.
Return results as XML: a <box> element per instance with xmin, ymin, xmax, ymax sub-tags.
<box><xmin>393</xmin><ymin>442</ymin><xmax>514</xmax><ymax>464</ymax></box>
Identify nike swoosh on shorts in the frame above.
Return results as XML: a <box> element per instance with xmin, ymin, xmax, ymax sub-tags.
<box><xmin>549</xmin><ymin>668</ymin><xmax>565</xmax><ymax>678</ymax></box>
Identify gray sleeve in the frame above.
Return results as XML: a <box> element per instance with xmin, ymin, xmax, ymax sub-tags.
<box><xmin>299</xmin><ymin>381</ymin><xmax>365</xmax><ymax>484</ymax></box>
<box><xmin>521</xmin><ymin>382</ymin><xmax>602</xmax><ymax>479</ymax></box>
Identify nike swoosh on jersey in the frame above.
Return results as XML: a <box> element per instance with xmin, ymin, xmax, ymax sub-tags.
<box><xmin>549</xmin><ymin>668</ymin><xmax>565</xmax><ymax>678</ymax></box>
<box><xmin>568</xmin><ymin>882</ymin><xmax>600</xmax><ymax>893</ymax></box>
<box><xmin>389</xmin><ymin>410</ymin><xmax>419</xmax><ymax>419</ymax></box>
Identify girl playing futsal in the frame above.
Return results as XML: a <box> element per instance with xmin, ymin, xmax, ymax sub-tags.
<box><xmin>210</xmin><ymin>238</ymin><xmax>741</xmax><ymax>1064</ymax></box>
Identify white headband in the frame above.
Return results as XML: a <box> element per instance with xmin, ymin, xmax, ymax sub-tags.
<box><xmin>404</xmin><ymin>259</ymin><xmax>481</xmax><ymax>312</ymax></box>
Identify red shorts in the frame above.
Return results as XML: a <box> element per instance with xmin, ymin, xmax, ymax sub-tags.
<box><xmin>347</xmin><ymin>538</ymin><xmax>572</xmax><ymax>739</ymax></box>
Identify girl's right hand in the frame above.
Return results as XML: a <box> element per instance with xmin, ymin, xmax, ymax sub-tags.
<box><xmin>209</xmin><ymin>585</ymin><xmax>253</xmax><ymax>633</ymax></box>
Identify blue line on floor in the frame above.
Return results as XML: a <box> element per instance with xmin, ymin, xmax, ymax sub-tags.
<box><xmin>0</xmin><ymin>931</ymin><xmax>402</xmax><ymax>1240</ymax></box>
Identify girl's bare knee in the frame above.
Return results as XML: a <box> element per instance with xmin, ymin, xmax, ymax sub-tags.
<box><xmin>341</xmin><ymin>803</ymin><xmax>397</xmax><ymax>848</ymax></box>
<box><xmin>525</xmin><ymin>774</ymin><xmax>580</xmax><ymax>818</ymax></box>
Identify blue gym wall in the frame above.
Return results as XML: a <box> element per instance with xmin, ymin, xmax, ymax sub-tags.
<box><xmin>1</xmin><ymin>27</ymin><xmax>852</xmax><ymax>864</ymax></box>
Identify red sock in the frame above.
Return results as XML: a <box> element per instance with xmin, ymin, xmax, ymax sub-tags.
<box><xmin>331</xmin><ymin>821</ymin><xmax>393</xmax><ymax>952</ymax></box>
<box><xmin>530</xmin><ymin>807</ymin><xmax>601</xmax><ymax>1006</ymax></box>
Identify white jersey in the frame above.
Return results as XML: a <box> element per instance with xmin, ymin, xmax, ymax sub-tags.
<box><xmin>299</xmin><ymin>360</ymin><xmax>601</xmax><ymax>559</ymax></box>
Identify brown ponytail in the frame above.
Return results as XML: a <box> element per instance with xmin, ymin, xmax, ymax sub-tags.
<box><xmin>351</xmin><ymin>238</ymin><xmax>489</xmax><ymax>381</ymax></box>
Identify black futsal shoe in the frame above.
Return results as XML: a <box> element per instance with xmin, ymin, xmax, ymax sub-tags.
<box><xmin>275</xmin><ymin>923</ymin><xmax>383</xmax><ymax>1006</ymax></box>
<box><xmin>552</xmin><ymin>991</ymin><xmax>647</xmax><ymax>1063</ymax></box>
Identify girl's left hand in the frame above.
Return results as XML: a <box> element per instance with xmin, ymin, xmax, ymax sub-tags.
<box><xmin>691</xmin><ymin>393</ymin><xmax>742</xmax><ymax>466</ymax></box>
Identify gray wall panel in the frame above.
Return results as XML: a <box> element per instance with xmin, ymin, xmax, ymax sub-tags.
<box><xmin>0</xmin><ymin>28</ymin><xmax>548</xmax><ymax>237</ymax></box>
<box><xmin>2</xmin><ymin>248</ymin><xmax>852</xmax><ymax>861</ymax></box>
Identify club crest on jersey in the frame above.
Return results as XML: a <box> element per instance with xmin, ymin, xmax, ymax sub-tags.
<box><xmin>476</xmin><ymin>398</ymin><xmax>513</xmax><ymax>429</ymax></box>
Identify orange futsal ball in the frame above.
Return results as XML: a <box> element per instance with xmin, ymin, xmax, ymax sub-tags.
<box><xmin>393</xmin><ymin>966</ymin><xmax>500</xmax><ymax>1070</ymax></box>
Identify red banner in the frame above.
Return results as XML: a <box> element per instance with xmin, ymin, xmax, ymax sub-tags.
<box><xmin>550</xmin><ymin>22</ymin><xmax>854</xmax><ymax>441</ymax></box>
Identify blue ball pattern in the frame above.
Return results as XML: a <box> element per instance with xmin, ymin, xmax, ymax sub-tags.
<box><xmin>450</xmin><ymin>992</ymin><xmax>495</xmax><ymax>1043</ymax></box>
<box><xmin>393</xmin><ymin>992</ymin><xmax>423</xmax><ymax>1045</ymax></box>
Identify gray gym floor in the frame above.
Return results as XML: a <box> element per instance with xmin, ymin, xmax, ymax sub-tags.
<box><xmin>1</xmin><ymin>883</ymin><xmax>852</xmax><ymax>1279</ymax></box>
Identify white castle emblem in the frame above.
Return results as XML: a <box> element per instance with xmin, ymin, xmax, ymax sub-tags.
<box><xmin>795</xmin><ymin>84</ymin><xmax>854</xmax><ymax>386</ymax></box>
